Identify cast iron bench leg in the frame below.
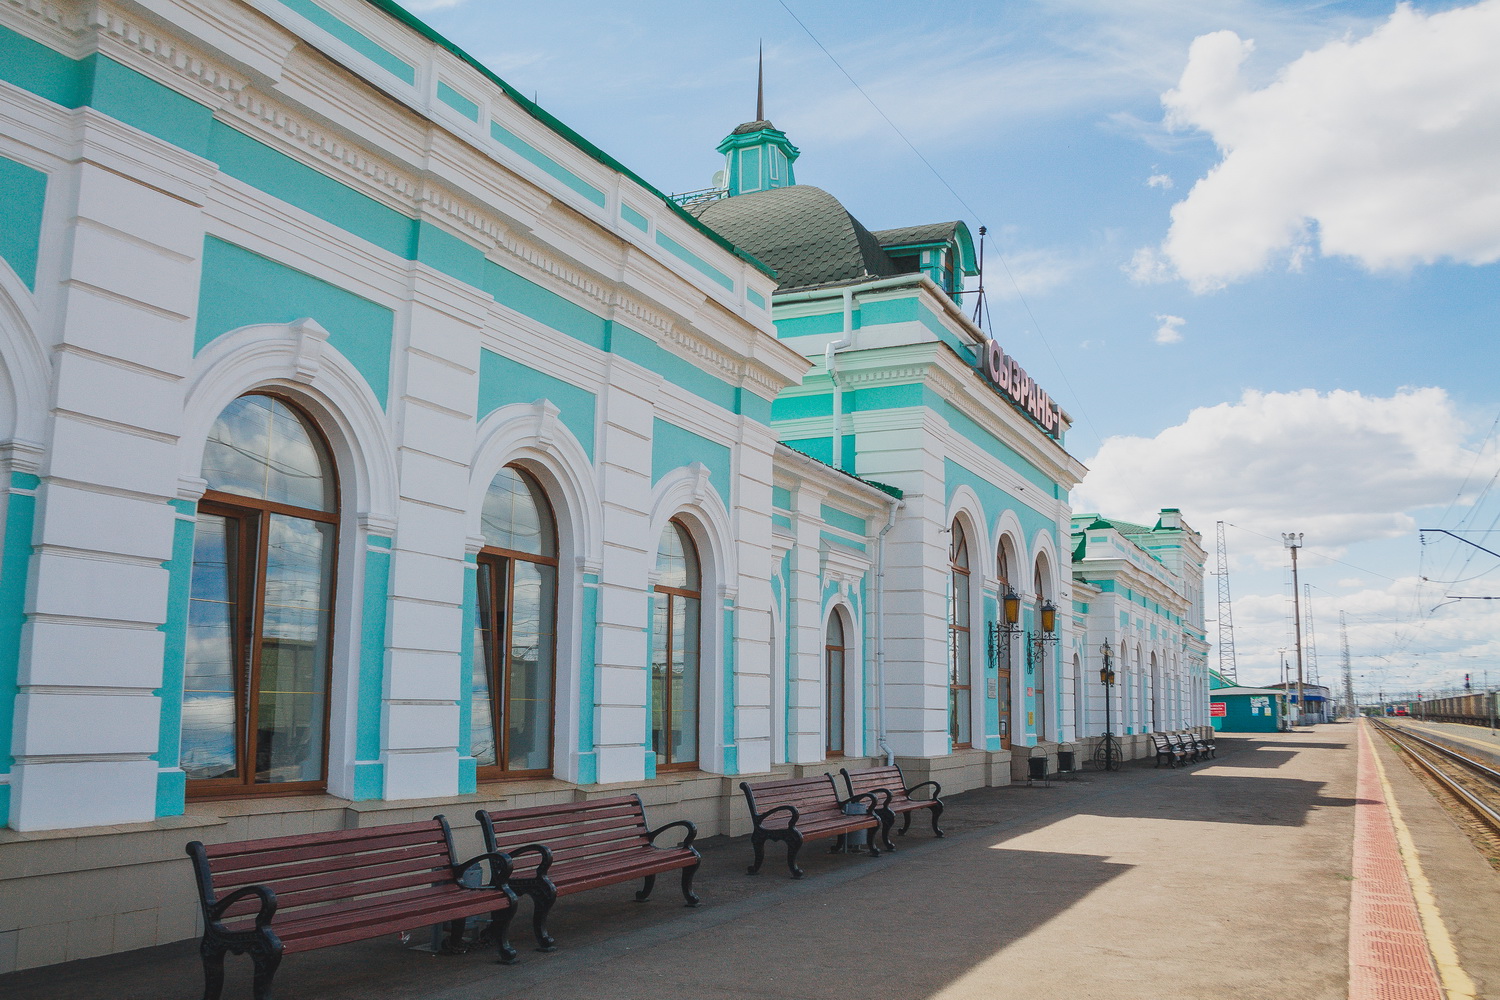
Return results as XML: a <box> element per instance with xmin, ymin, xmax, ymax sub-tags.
<box><xmin>929</xmin><ymin>802</ymin><xmax>945</xmax><ymax>837</ymax></box>
<box><xmin>680</xmin><ymin>861</ymin><xmax>701</xmax><ymax>907</ymax></box>
<box><xmin>878</xmin><ymin>809</ymin><xmax>897</xmax><ymax>852</ymax></box>
<box><xmin>635</xmin><ymin>874</ymin><xmax>656</xmax><ymax>902</ymax></box>
<box><xmin>530</xmin><ymin>887</ymin><xmax>558</xmax><ymax>952</ymax></box>
<box><xmin>487</xmin><ymin>907</ymin><xmax>520</xmax><ymax>965</ymax></box>
<box><xmin>747</xmin><ymin>831</ymin><xmax>768</xmax><ymax>875</ymax></box>
<box><xmin>784</xmin><ymin>831</ymin><xmax>805</xmax><ymax>879</ymax></box>
<box><xmin>199</xmin><ymin>939</ymin><xmax>227</xmax><ymax>1000</ymax></box>
<box><xmin>249</xmin><ymin>940</ymin><xmax>283</xmax><ymax>1000</ymax></box>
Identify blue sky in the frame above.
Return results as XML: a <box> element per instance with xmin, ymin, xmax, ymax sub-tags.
<box><xmin>400</xmin><ymin>0</ymin><xmax>1500</xmax><ymax>699</ymax></box>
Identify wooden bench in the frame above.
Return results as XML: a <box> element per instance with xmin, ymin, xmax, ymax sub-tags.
<box><xmin>1151</xmin><ymin>732</ymin><xmax>1189</xmax><ymax>768</ymax></box>
<box><xmin>1168</xmin><ymin>732</ymin><xmax>1201</xmax><ymax>762</ymax></box>
<box><xmin>840</xmin><ymin>764</ymin><xmax>943</xmax><ymax>851</ymax></box>
<box><xmin>186</xmin><ymin>817</ymin><xmax>518</xmax><ymax>1000</ymax></box>
<box><xmin>477</xmin><ymin>794</ymin><xmax>700</xmax><ymax>952</ymax></box>
<box><xmin>1176</xmin><ymin>731</ymin><xmax>1212</xmax><ymax>761</ymax></box>
<box><xmin>739</xmin><ymin>774</ymin><xmax>882</xmax><ymax>878</ymax></box>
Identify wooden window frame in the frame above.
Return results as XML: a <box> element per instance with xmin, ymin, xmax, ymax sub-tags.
<box><xmin>949</xmin><ymin>523</ymin><xmax>972</xmax><ymax>749</ymax></box>
<box><xmin>187</xmin><ymin>394</ymin><xmax>339</xmax><ymax>800</ymax></box>
<box><xmin>473</xmin><ymin>464</ymin><xmax>560</xmax><ymax>782</ymax></box>
<box><xmin>653</xmin><ymin>519</ymin><xmax>701</xmax><ymax>772</ymax></box>
<box><xmin>473</xmin><ymin>543</ymin><xmax>560</xmax><ymax>782</ymax></box>
<box><xmin>996</xmin><ymin>543</ymin><xmax>1013</xmax><ymax>751</ymax></box>
<box><xmin>825</xmin><ymin>611</ymin><xmax>846</xmax><ymax>758</ymax></box>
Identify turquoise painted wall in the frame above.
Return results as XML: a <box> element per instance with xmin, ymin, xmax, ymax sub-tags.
<box><xmin>0</xmin><ymin>154</ymin><xmax>47</xmax><ymax>290</ymax></box>
<box><xmin>652</xmin><ymin>418</ymin><xmax>731</xmax><ymax>504</ymax></box>
<box><xmin>0</xmin><ymin>472</ymin><xmax>38</xmax><ymax>827</ymax></box>
<box><xmin>353</xmin><ymin>537</ymin><xmax>391</xmax><ymax>800</ymax></box>
<box><xmin>477</xmin><ymin>349</ymin><xmax>597</xmax><ymax>459</ymax></box>
<box><xmin>0</xmin><ymin>26</ymin><xmax>773</xmax><ymax>427</ymax></box>
<box><xmin>457</xmin><ymin>555</ymin><xmax>479</xmax><ymax>794</ymax></box>
<box><xmin>152</xmin><ymin>499</ymin><xmax>196</xmax><ymax>817</ymax></box>
<box><xmin>196</xmin><ymin>237</ymin><xmax>394</xmax><ymax>406</ymax></box>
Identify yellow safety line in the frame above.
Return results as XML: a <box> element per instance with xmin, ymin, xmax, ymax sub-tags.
<box><xmin>1367</xmin><ymin>723</ymin><xmax>1480</xmax><ymax>1000</ymax></box>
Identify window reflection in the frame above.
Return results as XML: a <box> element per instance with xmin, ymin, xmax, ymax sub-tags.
<box><xmin>183</xmin><ymin>395</ymin><xmax>337</xmax><ymax>794</ymax></box>
<box><xmin>653</xmin><ymin>520</ymin><xmax>700</xmax><ymax>769</ymax></box>
<box><xmin>473</xmin><ymin>465</ymin><xmax>558</xmax><ymax>777</ymax></box>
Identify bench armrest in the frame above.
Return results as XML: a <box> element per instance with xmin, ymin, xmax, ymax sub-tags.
<box><xmin>207</xmin><ymin>884</ymin><xmax>278</xmax><ymax>931</ymax></box>
<box><xmin>753</xmin><ymin>803</ymin><xmax>800</xmax><ymax>828</ymax></box>
<box><xmin>905</xmin><ymin>780</ymin><xmax>941</xmax><ymax>801</ymax></box>
<box><xmin>845</xmin><ymin>791</ymin><xmax>882</xmax><ymax>813</ymax></box>
<box><xmin>504</xmin><ymin>842</ymin><xmax>554</xmax><ymax>881</ymax></box>
<box><xmin>646</xmin><ymin>819</ymin><xmax>698</xmax><ymax>850</ymax></box>
<box><xmin>862</xmin><ymin>787</ymin><xmax>895</xmax><ymax>809</ymax></box>
<box><xmin>452</xmin><ymin>850</ymin><xmax>515</xmax><ymax>886</ymax></box>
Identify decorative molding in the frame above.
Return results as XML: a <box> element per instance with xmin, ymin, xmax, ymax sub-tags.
<box><xmin>90</xmin><ymin>4</ymin><xmax>247</xmax><ymax>106</ymax></box>
<box><xmin>529</xmin><ymin>398</ymin><xmax>560</xmax><ymax>451</ymax></box>
<box><xmin>290</xmin><ymin>316</ymin><xmax>329</xmax><ymax>382</ymax></box>
<box><xmin>8</xmin><ymin>0</ymin><xmax>786</xmax><ymax>405</ymax></box>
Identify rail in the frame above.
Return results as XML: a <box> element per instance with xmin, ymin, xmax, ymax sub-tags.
<box><xmin>1373</xmin><ymin>719</ymin><xmax>1500</xmax><ymax>837</ymax></box>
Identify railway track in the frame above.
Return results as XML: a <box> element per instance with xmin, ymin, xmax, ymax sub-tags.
<box><xmin>1374</xmin><ymin>719</ymin><xmax>1500</xmax><ymax>840</ymax></box>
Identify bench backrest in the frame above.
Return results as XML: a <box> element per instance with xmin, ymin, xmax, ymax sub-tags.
<box><xmin>188</xmin><ymin>819</ymin><xmax>458</xmax><ymax>921</ymax></box>
<box><xmin>843</xmin><ymin>765</ymin><xmax>906</xmax><ymax>801</ymax></box>
<box><xmin>1151</xmin><ymin>733</ymin><xmax>1179</xmax><ymax>751</ymax></box>
<box><xmin>741</xmin><ymin>774</ymin><xmax>845</xmax><ymax>823</ymax></box>
<box><xmin>479</xmin><ymin>795</ymin><xmax>651</xmax><ymax>877</ymax></box>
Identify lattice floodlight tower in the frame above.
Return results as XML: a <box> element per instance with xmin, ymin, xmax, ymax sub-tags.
<box><xmin>1214</xmin><ymin>521</ymin><xmax>1238</xmax><ymax>685</ymax></box>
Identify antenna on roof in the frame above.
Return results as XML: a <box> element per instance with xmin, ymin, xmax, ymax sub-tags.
<box><xmin>757</xmin><ymin>41</ymin><xmax>765</xmax><ymax>121</ymax></box>
<box><xmin>971</xmin><ymin>225</ymin><xmax>990</xmax><ymax>333</ymax></box>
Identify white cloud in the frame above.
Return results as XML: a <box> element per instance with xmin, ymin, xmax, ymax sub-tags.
<box><xmin>989</xmin><ymin>247</ymin><xmax>1077</xmax><ymax>300</ymax></box>
<box><xmin>1074</xmin><ymin>387</ymin><xmax>1494</xmax><ymax>560</ymax></box>
<box><xmin>1141</xmin><ymin>1</ymin><xmax>1500</xmax><ymax>291</ymax></box>
<box><xmin>1153</xmin><ymin>313</ymin><xmax>1185</xmax><ymax>343</ymax></box>
<box><xmin>1147</xmin><ymin>173</ymin><xmax>1174</xmax><ymax>189</ymax></box>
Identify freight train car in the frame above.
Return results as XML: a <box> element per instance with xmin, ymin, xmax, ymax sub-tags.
<box><xmin>1413</xmin><ymin>691</ymin><xmax>1499</xmax><ymax>727</ymax></box>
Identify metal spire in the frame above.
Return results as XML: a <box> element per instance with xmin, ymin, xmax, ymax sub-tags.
<box><xmin>756</xmin><ymin>42</ymin><xmax>764</xmax><ymax>121</ymax></box>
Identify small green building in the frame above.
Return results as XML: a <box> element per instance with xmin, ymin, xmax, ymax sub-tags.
<box><xmin>1209</xmin><ymin>686</ymin><xmax>1288</xmax><ymax>733</ymax></box>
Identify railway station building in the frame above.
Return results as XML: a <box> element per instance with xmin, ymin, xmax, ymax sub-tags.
<box><xmin>1069</xmin><ymin>511</ymin><xmax>1212</xmax><ymax>758</ymax></box>
<box><xmin>0</xmin><ymin>0</ymin><xmax>1199</xmax><ymax>970</ymax></box>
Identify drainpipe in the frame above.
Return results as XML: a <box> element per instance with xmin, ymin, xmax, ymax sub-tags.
<box><xmin>875</xmin><ymin>495</ymin><xmax>902</xmax><ymax>764</ymax></box>
<box><xmin>824</xmin><ymin>285</ymin><xmax>856</xmax><ymax>471</ymax></box>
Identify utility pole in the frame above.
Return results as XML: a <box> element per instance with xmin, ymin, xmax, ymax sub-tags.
<box><xmin>1214</xmin><ymin>521</ymin><xmax>1238</xmax><ymax>684</ymax></box>
<box><xmin>1283</xmin><ymin>533</ymin><xmax>1306</xmax><ymax>727</ymax></box>
<box><xmin>1339</xmin><ymin>611</ymin><xmax>1355</xmax><ymax>720</ymax></box>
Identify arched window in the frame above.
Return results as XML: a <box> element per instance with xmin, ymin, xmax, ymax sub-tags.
<box><xmin>949</xmin><ymin>521</ymin><xmax>971</xmax><ymax>748</ymax></box>
<box><xmin>472</xmin><ymin>465</ymin><xmax>558</xmax><ymax>777</ymax></box>
<box><xmin>184</xmin><ymin>394</ymin><xmax>338</xmax><ymax>793</ymax></box>
<box><xmin>652</xmin><ymin>519</ymin><xmax>701</xmax><ymax>770</ymax></box>
<box><xmin>825</xmin><ymin>611</ymin><xmax>846</xmax><ymax>756</ymax></box>
<box><xmin>996</xmin><ymin>539</ymin><xmax>1014</xmax><ymax>748</ymax></box>
<box><xmin>1033</xmin><ymin>558</ymin><xmax>1048</xmax><ymax>740</ymax></box>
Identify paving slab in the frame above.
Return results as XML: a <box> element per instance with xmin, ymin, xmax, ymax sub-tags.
<box><xmin>9</xmin><ymin>723</ymin><xmax>1494</xmax><ymax>1000</ymax></box>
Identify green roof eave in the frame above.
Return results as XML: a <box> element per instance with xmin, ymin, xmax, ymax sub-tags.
<box><xmin>359</xmin><ymin>0</ymin><xmax>776</xmax><ymax>280</ymax></box>
<box><xmin>953</xmin><ymin>221</ymin><xmax>978</xmax><ymax>277</ymax></box>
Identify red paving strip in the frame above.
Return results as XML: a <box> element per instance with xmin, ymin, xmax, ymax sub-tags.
<box><xmin>1349</xmin><ymin>722</ymin><xmax>1444</xmax><ymax>1000</ymax></box>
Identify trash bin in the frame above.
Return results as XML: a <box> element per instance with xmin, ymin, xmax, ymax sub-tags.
<box><xmin>1056</xmin><ymin>748</ymin><xmax>1076</xmax><ymax>775</ymax></box>
<box><xmin>842</xmin><ymin>799</ymin><xmax>869</xmax><ymax>849</ymax></box>
<box><xmin>1027</xmin><ymin>754</ymin><xmax>1048</xmax><ymax>783</ymax></box>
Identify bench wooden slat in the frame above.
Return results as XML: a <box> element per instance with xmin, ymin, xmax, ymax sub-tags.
<box><xmin>207</xmin><ymin>827</ymin><xmax>451</xmax><ymax>876</ymax></box>
<box><xmin>202</xmin><ymin>820</ymin><xmax>442</xmax><ymax>859</ymax></box>
<box><xmin>212</xmin><ymin>842</ymin><xmax>450</xmax><ymax>891</ymax></box>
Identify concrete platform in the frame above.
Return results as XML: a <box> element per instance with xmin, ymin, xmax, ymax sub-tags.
<box><xmin>3</xmin><ymin>721</ymin><xmax>1497</xmax><ymax>1000</ymax></box>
